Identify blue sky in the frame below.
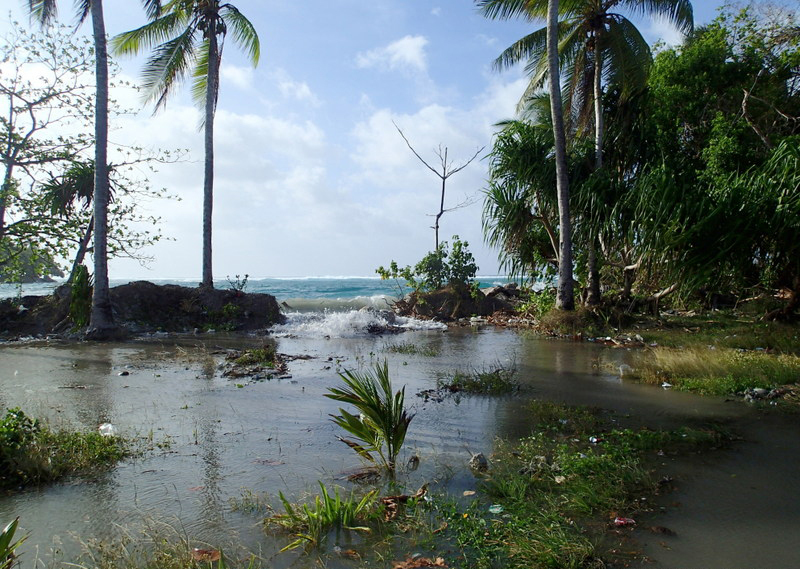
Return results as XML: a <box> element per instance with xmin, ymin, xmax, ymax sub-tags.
<box><xmin>2</xmin><ymin>1</ymin><xmax>733</xmax><ymax>279</ymax></box>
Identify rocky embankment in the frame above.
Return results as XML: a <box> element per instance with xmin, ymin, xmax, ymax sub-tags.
<box><xmin>0</xmin><ymin>281</ymin><xmax>284</xmax><ymax>340</ymax></box>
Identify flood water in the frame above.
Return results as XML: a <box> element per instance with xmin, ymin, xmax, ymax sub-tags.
<box><xmin>1</xmin><ymin>325</ymin><xmax>798</xmax><ymax>568</ymax></box>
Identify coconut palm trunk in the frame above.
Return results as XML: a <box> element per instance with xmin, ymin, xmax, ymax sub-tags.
<box><xmin>586</xmin><ymin>41</ymin><xmax>603</xmax><ymax>306</ymax></box>
<box><xmin>548</xmin><ymin>0</ymin><xmax>574</xmax><ymax>310</ymax></box>
<box><xmin>87</xmin><ymin>0</ymin><xmax>116</xmax><ymax>336</ymax></box>
<box><xmin>201</xmin><ymin>27</ymin><xmax>219</xmax><ymax>289</ymax></box>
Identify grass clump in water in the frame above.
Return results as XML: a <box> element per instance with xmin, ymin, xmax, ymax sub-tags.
<box><xmin>267</xmin><ymin>483</ymin><xmax>378</xmax><ymax>551</ymax></box>
<box><xmin>423</xmin><ymin>401</ymin><xmax>730</xmax><ymax>568</ymax></box>
<box><xmin>0</xmin><ymin>408</ymin><xmax>129</xmax><ymax>490</ymax></box>
<box><xmin>234</xmin><ymin>345</ymin><xmax>277</xmax><ymax>367</ymax></box>
<box><xmin>436</xmin><ymin>361</ymin><xmax>518</xmax><ymax>395</ymax></box>
<box><xmin>634</xmin><ymin>346</ymin><xmax>800</xmax><ymax>395</ymax></box>
<box><xmin>385</xmin><ymin>342</ymin><xmax>439</xmax><ymax>357</ymax></box>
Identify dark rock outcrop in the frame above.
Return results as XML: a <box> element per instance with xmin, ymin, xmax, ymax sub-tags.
<box><xmin>392</xmin><ymin>284</ymin><xmax>514</xmax><ymax>321</ymax></box>
<box><xmin>0</xmin><ymin>281</ymin><xmax>284</xmax><ymax>339</ymax></box>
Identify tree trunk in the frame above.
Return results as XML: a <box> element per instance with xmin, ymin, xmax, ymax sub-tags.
<box><xmin>201</xmin><ymin>26</ymin><xmax>219</xmax><ymax>289</ymax></box>
<box><xmin>586</xmin><ymin>240</ymin><xmax>601</xmax><ymax>306</ymax></box>
<box><xmin>68</xmin><ymin>215</ymin><xmax>93</xmax><ymax>284</ymax></box>
<box><xmin>587</xmin><ymin>35</ymin><xmax>604</xmax><ymax>305</ymax></box>
<box><xmin>87</xmin><ymin>0</ymin><xmax>116</xmax><ymax>338</ymax></box>
<box><xmin>548</xmin><ymin>0</ymin><xmax>574</xmax><ymax>310</ymax></box>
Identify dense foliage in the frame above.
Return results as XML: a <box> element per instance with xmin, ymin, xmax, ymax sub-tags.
<box><xmin>482</xmin><ymin>5</ymin><xmax>800</xmax><ymax>317</ymax></box>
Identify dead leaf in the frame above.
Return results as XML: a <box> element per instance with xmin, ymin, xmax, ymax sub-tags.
<box><xmin>392</xmin><ymin>556</ymin><xmax>448</xmax><ymax>568</ymax></box>
<box><xmin>462</xmin><ymin>490</ymin><xmax>476</xmax><ymax>497</ymax></box>
<box><xmin>191</xmin><ymin>548</ymin><xmax>221</xmax><ymax>562</ymax></box>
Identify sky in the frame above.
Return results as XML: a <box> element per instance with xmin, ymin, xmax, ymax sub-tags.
<box><xmin>1</xmin><ymin>0</ymin><xmax>733</xmax><ymax>280</ymax></box>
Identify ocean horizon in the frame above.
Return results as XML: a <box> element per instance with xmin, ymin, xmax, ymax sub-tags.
<box><xmin>0</xmin><ymin>275</ymin><xmax>515</xmax><ymax>307</ymax></box>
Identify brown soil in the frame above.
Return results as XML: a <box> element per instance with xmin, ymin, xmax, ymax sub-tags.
<box><xmin>0</xmin><ymin>281</ymin><xmax>284</xmax><ymax>339</ymax></box>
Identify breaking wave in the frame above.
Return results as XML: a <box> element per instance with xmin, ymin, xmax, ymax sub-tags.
<box><xmin>270</xmin><ymin>309</ymin><xmax>446</xmax><ymax>338</ymax></box>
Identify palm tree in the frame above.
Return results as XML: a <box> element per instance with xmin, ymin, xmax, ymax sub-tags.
<box><xmin>27</xmin><ymin>0</ymin><xmax>117</xmax><ymax>338</ymax></box>
<box><xmin>478</xmin><ymin>0</ymin><xmax>693</xmax><ymax>305</ymax></box>
<box><xmin>112</xmin><ymin>0</ymin><xmax>260</xmax><ymax>289</ymax></box>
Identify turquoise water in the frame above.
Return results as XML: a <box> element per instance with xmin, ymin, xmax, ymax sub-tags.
<box><xmin>0</xmin><ymin>275</ymin><xmax>511</xmax><ymax>305</ymax></box>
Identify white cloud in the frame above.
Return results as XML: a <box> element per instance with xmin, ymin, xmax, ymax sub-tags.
<box><xmin>356</xmin><ymin>35</ymin><xmax>429</xmax><ymax>74</ymax></box>
<box><xmin>643</xmin><ymin>16</ymin><xmax>686</xmax><ymax>46</ymax></box>
<box><xmin>273</xmin><ymin>68</ymin><xmax>321</xmax><ymax>107</ymax></box>
<box><xmin>431</xmin><ymin>7</ymin><xmax>442</xmax><ymax>17</ymax></box>
<box><xmin>220</xmin><ymin>64</ymin><xmax>255</xmax><ymax>91</ymax></box>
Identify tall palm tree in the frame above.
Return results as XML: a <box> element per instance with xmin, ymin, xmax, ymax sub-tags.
<box><xmin>112</xmin><ymin>0</ymin><xmax>260</xmax><ymax>289</ymax></box>
<box><xmin>27</xmin><ymin>0</ymin><xmax>117</xmax><ymax>337</ymax></box>
<box><xmin>478</xmin><ymin>0</ymin><xmax>693</xmax><ymax>305</ymax></box>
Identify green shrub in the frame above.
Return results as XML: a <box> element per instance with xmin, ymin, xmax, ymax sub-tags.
<box><xmin>376</xmin><ymin>236</ymin><xmax>478</xmax><ymax>294</ymax></box>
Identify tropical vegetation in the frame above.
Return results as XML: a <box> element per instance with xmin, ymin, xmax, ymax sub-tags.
<box><xmin>480</xmin><ymin>3</ymin><xmax>800</xmax><ymax>319</ymax></box>
<box><xmin>111</xmin><ymin>0</ymin><xmax>261</xmax><ymax>289</ymax></box>
<box><xmin>325</xmin><ymin>360</ymin><xmax>414</xmax><ymax>473</ymax></box>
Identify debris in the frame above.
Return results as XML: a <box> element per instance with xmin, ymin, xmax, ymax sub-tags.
<box><xmin>98</xmin><ymin>423</ymin><xmax>116</xmax><ymax>437</ymax></box>
<box><xmin>554</xmin><ymin>475</ymin><xmax>566</xmax><ymax>484</ymax></box>
<box><xmin>191</xmin><ymin>549</ymin><xmax>221</xmax><ymax>562</ymax></box>
<box><xmin>382</xmin><ymin>485</ymin><xmax>428</xmax><ymax>520</ymax></box>
<box><xmin>118</xmin><ymin>371</ymin><xmax>130</xmax><ymax>376</ymax></box>
<box><xmin>589</xmin><ymin>436</ymin><xmax>603</xmax><ymax>444</ymax></box>
<box><xmin>649</xmin><ymin>526</ymin><xmax>677</xmax><ymax>536</ymax></box>
<box><xmin>392</xmin><ymin>556</ymin><xmax>448</xmax><ymax>568</ymax></box>
<box><xmin>462</xmin><ymin>490</ymin><xmax>476</xmax><ymax>497</ymax></box>
<box><xmin>661</xmin><ymin>382</ymin><xmax>673</xmax><ymax>389</ymax></box>
<box><xmin>469</xmin><ymin>452</ymin><xmax>489</xmax><ymax>472</ymax></box>
<box><xmin>488</xmin><ymin>504</ymin><xmax>504</xmax><ymax>514</ymax></box>
<box><xmin>613</xmin><ymin>517</ymin><xmax>636</xmax><ymax>527</ymax></box>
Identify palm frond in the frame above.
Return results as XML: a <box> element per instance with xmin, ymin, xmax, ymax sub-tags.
<box><xmin>621</xmin><ymin>0</ymin><xmax>694</xmax><ymax>35</ymax></box>
<box><xmin>27</xmin><ymin>0</ymin><xmax>57</xmax><ymax>25</ymax></box>
<box><xmin>221</xmin><ymin>5</ymin><xmax>260</xmax><ymax>65</ymax></box>
<box><xmin>191</xmin><ymin>40</ymin><xmax>211</xmax><ymax>110</ymax></box>
<box><xmin>111</xmin><ymin>12</ymin><xmax>189</xmax><ymax>56</ymax></box>
<box><xmin>139</xmin><ymin>28</ymin><xmax>197</xmax><ymax>110</ymax></box>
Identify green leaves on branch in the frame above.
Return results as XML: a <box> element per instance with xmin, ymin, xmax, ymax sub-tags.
<box><xmin>325</xmin><ymin>360</ymin><xmax>414</xmax><ymax>473</ymax></box>
<box><xmin>376</xmin><ymin>236</ymin><xmax>478</xmax><ymax>294</ymax></box>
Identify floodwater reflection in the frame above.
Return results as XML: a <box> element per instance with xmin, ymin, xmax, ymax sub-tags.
<box><xmin>0</xmin><ymin>329</ymin><xmax>797</xmax><ymax>568</ymax></box>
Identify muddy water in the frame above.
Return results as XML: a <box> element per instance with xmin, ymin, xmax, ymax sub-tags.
<box><xmin>1</xmin><ymin>327</ymin><xmax>798</xmax><ymax>568</ymax></box>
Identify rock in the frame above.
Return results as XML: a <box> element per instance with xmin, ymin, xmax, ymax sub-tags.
<box><xmin>469</xmin><ymin>452</ymin><xmax>489</xmax><ymax>472</ymax></box>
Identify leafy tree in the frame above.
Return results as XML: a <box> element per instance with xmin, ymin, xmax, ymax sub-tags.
<box><xmin>112</xmin><ymin>0</ymin><xmax>261</xmax><ymax>289</ymax></box>
<box><xmin>629</xmin><ymin>6</ymin><xmax>800</xmax><ymax>315</ymax></box>
<box><xmin>26</xmin><ymin>0</ymin><xmax>116</xmax><ymax>338</ymax></box>
<box><xmin>377</xmin><ymin>236</ymin><xmax>478</xmax><ymax>294</ymax></box>
<box><xmin>478</xmin><ymin>0</ymin><xmax>693</xmax><ymax>306</ymax></box>
<box><xmin>0</xmin><ymin>21</ymin><xmax>180</xmax><ymax>287</ymax></box>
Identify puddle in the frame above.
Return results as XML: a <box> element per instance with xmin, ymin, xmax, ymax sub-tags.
<box><xmin>0</xmin><ymin>324</ymin><xmax>798</xmax><ymax>567</ymax></box>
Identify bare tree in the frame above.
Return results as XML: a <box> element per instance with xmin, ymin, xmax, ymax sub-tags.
<box><xmin>394</xmin><ymin>122</ymin><xmax>484</xmax><ymax>250</ymax></box>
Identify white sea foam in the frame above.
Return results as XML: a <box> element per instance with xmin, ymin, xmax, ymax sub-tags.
<box><xmin>270</xmin><ymin>310</ymin><xmax>446</xmax><ymax>338</ymax></box>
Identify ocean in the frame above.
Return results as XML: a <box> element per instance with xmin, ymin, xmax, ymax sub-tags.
<box><xmin>0</xmin><ymin>276</ymin><xmax>512</xmax><ymax>337</ymax></box>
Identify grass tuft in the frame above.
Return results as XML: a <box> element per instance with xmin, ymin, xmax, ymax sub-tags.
<box><xmin>436</xmin><ymin>361</ymin><xmax>518</xmax><ymax>394</ymax></box>
<box><xmin>634</xmin><ymin>346</ymin><xmax>800</xmax><ymax>395</ymax></box>
<box><xmin>267</xmin><ymin>482</ymin><xmax>378</xmax><ymax>551</ymax></box>
<box><xmin>0</xmin><ymin>408</ymin><xmax>129</xmax><ymax>490</ymax></box>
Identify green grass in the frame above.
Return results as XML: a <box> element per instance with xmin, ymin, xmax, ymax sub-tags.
<box><xmin>634</xmin><ymin>346</ymin><xmax>800</xmax><ymax>395</ymax></box>
<box><xmin>637</xmin><ymin>313</ymin><xmax>800</xmax><ymax>355</ymax></box>
<box><xmin>267</xmin><ymin>482</ymin><xmax>378</xmax><ymax>551</ymax></box>
<box><xmin>436</xmin><ymin>362</ymin><xmax>518</xmax><ymax>395</ymax></box>
<box><xmin>385</xmin><ymin>342</ymin><xmax>440</xmax><ymax>357</ymax></box>
<box><xmin>0</xmin><ymin>408</ymin><xmax>129</xmax><ymax>489</ymax></box>
<box><xmin>410</xmin><ymin>401</ymin><xmax>731</xmax><ymax>568</ymax></box>
<box><xmin>233</xmin><ymin>346</ymin><xmax>277</xmax><ymax>367</ymax></box>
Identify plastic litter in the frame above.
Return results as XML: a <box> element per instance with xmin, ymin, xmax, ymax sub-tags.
<box><xmin>98</xmin><ymin>423</ymin><xmax>116</xmax><ymax>437</ymax></box>
<box><xmin>614</xmin><ymin>517</ymin><xmax>636</xmax><ymax>526</ymax></box>
<box><xmin>488</xmin><ymin>505</ymin><xmax>504</xmax><ymax>514</ymax></box>
<box><xmin>661</xmin><ymin>382</ymin><xmax>673</xmax><ymax>389</ymax></box>
<box><xmin>589</xmin><ymin>436</ymin><xmax>603</xmax><ymax>444</ymax></box>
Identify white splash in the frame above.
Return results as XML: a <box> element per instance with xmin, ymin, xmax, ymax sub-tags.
<box><xmin>270</xmin><ymin>309</ymin><xmax>446</xmax><ymax>338</ymax></box>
